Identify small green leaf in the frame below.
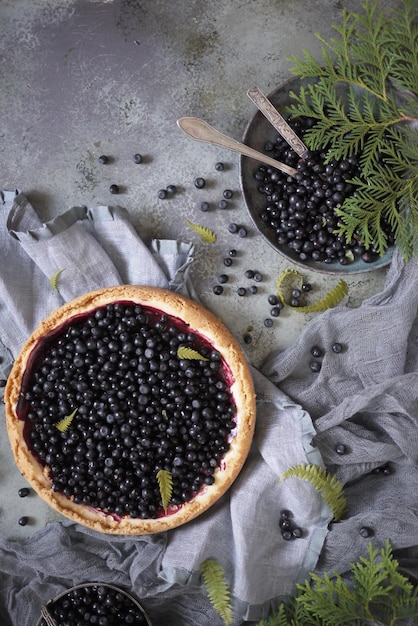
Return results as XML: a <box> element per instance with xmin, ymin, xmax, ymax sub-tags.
<box><xmin>185</xmin><ymin>220</ymin><xmax>217</xmax><ymax>243</ymax></box>
<box><xmin>276</xmin><ymin>269</ymin><xmax>348</xmax><ymax>312</ymax></box>
<box><xmin>279</xmin><ymin>463</ymin><xmax>347</xmax><ymax>521</ymax></box>
<box><xmin>156</xmin><ymin>469</ymin><xmax>173</xmax><ymax>513</ymax></box>
<box><xmin>50</xmin><ymin>268</ymin><xmax>65</xmax><ymax>294</ymax></box>
<box><xmin>200</xmin><ymin>558</ymin><xmax>233</xmax><ymax>626</ymax></box>
<box><xmin>55</xmin><ymin>408</ymin><xmax>77</xmax><ymax>433</ymax></box>
<box><xmin>177</xmin><ymin>346</ymin><xmax>209</xmax><ymax>361</ymax></box>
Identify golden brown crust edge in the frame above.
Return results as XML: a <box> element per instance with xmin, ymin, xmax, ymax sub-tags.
<box><xmin>5</xmin><ymin>286</ymin><xmax>256</xmax><ymax>535</ymax></box>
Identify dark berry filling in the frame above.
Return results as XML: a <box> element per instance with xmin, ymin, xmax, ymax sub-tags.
<box><xmin>18</xmin><ymin>301</ymin><xmax>237</xmax><ymax>521</ymax></box>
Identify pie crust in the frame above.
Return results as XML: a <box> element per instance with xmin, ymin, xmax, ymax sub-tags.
<box><xmin>5</xmin><ymin>286</ymin><xmax>256</xmax><ymax>534</ymax></box>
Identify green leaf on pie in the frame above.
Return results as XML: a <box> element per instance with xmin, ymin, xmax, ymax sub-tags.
<box><xmin>177</xmin><ymin>346</ymin><xmax>209</xmax><ymax>361</ymax></box>
<box><xmin>156</xmin><ymin>469</ymin><xmax>173</xmax><ymax>513</ymax></box>
<box><xmin>185</xmin><ymin>220</ymin><xmax>217</xmax><ymax>243</ymax></box>
<box><xmin>55</xmin><ymin>408</ymin><xmax>77</xmax><ymax>433</ymax></box>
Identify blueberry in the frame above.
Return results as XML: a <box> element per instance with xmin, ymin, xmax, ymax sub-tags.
<box><xmin>301</xmin><ymin>283</ymin><xmax>312</xmax><ymax>292</ymax></box>
<box><xmin>270</xmin><ymin>307</ymin><xmax>281</xmax><ymax>317</ymax></box>
<box><xmin>18</xmin><ymin>487</ymin><xmax>30</xmax><ymax>498</ymax></box>
<box><xmin>289</xmin><ymin>298</ymin><xmax>300</xmax><ymax>307</ymax></box>
<box><xmin>200</xmin><ymin>201</ymin><xmax>210</xmax><ymax>212</ymax></box>
<box><xmin>215</xmin><ymin>162</ymin><xmax>224</xmax><ymax>171</ymax></box>
<box><xmin>254</xmin><ymin>272</ymin><xmax>263</xmax><ymax>282</ymax></box>
<box><xmin>292</xmin><ymin>527</ymin><xmax>303</xmax><ymax>538</ymax></box>
<box><xmin>291</xmin><ymin>288</ymin><xmax>301</xmax><ymax>298</ymax></box>
<box><xmin>228</xmin><ymin>223</ymin><xmax>239</xmax><ymax>233</ymax></box>
<box><xmin>0</xmin><ymin>379</ymin><xmax>7</xmax><ymax>387</ymax></box>
<box><xmin>264</xmin><ymin>318</ymin><xmax>273</xmax><ymax>328</ymax></box>
<box><xmin>228</xmin><ymin>249</ymin><xmax>237</xmax><ymax>257</ymax></box>
<box><xmin>133</xmin><ymin>153</ymin><xmax>143</xmax><ymax>164</ymax></box>
<box><xmin>268</xmin><ymin>295</ymin><xmax>278</xmax><ymax>305</ymax></box>
<box><xmin>332</xmin><ymin>342</ymin><xmax>344</xmax><ymax>353</ymax></box>
<box><xmin>237</xmin><ymin>287</ymin><xmax>246</xmax><ymax>296</ymax></box>
<box><xmin>166</xmin><ymin>184</ymin><xmax>177</xmax><ymax>194</ymax></box>
<box><xmin>359</xmin><ymin>526</ymin><xmax>374</xmax><ymax>538</ymax></box>
<box><xmin>310</xmin><ymin>346</ymin><xmax>323</xmax><ymax>358</ymax></box>
<box><xmin>223</xmin><ymin>257</ymin><xmax>233</xmax><ymax>267</ymax></box>
<box><xmin>249</xmin><ymin>285</ymin><xmax>258</xmax><ymax>294</ymax></box>
<box><xmin>310</xmin><ymin>360</ymin><xmax>321</xmax><ymax>373</ymax></box>
<box><xmin>109</xmin><ymin>184</ymin><xmax>119</xmax><ymax>194</ymax></box>
<box><xmin>194</xmin><ymin>177</ymin><xmax>206</xmax><ymax>189</ymax></box>
<box><xmin>98</xmin><ymin>155</ymin><xmax>108</xmax><ymax>164</ymax></box>
<box><xmin>218</xmin><ymin>274</ymin><xmax>229</xmax><ymax>284</ymax></box>
<box><xmin>218</xmin><ymin>199</ymin><xmax>229</xmax><ymax>209</ymax></box>
<box><xmin>238</xmin><ymin>227</ymin><xmax>248</xmax><ymax>238</ymax></box>
<box><xmin>243</xmin><ymin>333</ymin><xmax>252</xmax><ymax>344</ymax></box>
<box><xmin>213</xmin><ymin>285</ymin><xmax>223</xmax><ymax>295</ymax></box>
<box><xmin>244</xmin><ymin>270</ymin><xmax>254</xmax><ymax>279</ymax></box>
<box><xmin>18</xmin><ymin>516</ymin><xmax>29</xmax><ymax>526</ymax></box>
<box><xmin>157</xmin><ymin>189</ymin><xmax>167</xmax><ymax>199</ymax></box>
<box><xmin>223</xmin><ymin>189</ymin><xmax>233</xmax><ymax>199</ymax></box>
<box><xmin>335</xmin><ymin>443</ymin><xmax>347</xmax><ymax>455</ymax></box>
<box><xmin>282</xmin><ymin>530</ymin><xmax>293</xmax><ymax>541</ymax></box>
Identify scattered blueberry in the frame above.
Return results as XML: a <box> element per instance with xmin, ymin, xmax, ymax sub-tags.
<box><xmin>228</xmin><ymin>223</ymin><xmax>239</xmax><ymax>233</ymax></box>
<box><xmin>249</xmin><ymin>285</ymin><xmax>258</xmax><ymax>294</ymax></box>
<box><xmin>215</xmin><ymin>162</ymin><xmax>225</xmax><ymax>171</ymax></box>
<box><xmin>289</xmin><ymin>298</ymin><xmax>300</xmax><ymax>307</ymax></box>
<box><xmin>200</xmin><ymin>201</ymin><xmax>210</xmax><ymax>212</ymax></box>
<box><xmin>223</xmin><ymin>189</ymin><xmax>233</xmax><ymax>199</ymax></box>
<box><xmin>194</xmin><ymin>177</ymin><xmax>206</xmax><ymax>189</ymax></box>
<box><xmin>157</xmin><ymin>189</ymin><xmax>167</xmax><ymax>199</ymax></box>
<box><xmin>218</xmin><ymin>274</ymin><xmax>229</xmax><ymax>284</ymax></box>
<box><xmin>270</xmin><ymin>307</ymin><xmax>281</xmax><ymax>317</ymax></box>
<box><xmin>213</xmin><ymin>285</ymin><xmax>223</xmax><ymax>295</ymax></box>
<box><xmin>0</xmin><ymin>379</ymin><xmax>6</xmax><ymax>387</ymax></box>
<box><xmin>223</xmin><ymin>257</ymin><xmax>233</xmax><ymax>267</ymax></box>
<box><xmin>18</xmin><ymin>516</ymin><xmax>28</xmax><ymax>526</ymax></box>
<box><xmin>18</xmin><ymin>487</ymin><xmax>30</xmax><ymax>498</ymax></box>
<box><xmin>245</xmin><ymin>270</ymin><xmax>254</xmax><ymax>279</ymax></box>
<box><xmin>268</xmin><ymin>294</ymin><xmax>278</xmax><ymax>305</ymax></box>
<box><xmin>292</xmin><ymin>527</ymin><xmax>303</xmax><ymax>538</ymax></box>
<box><xmin>359</xmin><ymin>526</ymin><xmax>374</xmax><ymax>538</ymax></box>
<box><xmin>133</xmin><ymin>153</ymin><xmax>143</xmax><ymax>164</ymax></box>
<box><xmin>264</xmin><ymin>318</ymin><xmax>273</xmax><ymax>328</ymax></box>
<box><xmin>238</xmin><ymin>227</ymin><xmax>248</xmax><ymax>238</ymax></box>
<box><xmin>332</xmin><ymin>342</ymin><xmax>344</xmax><ymax>353</ymax></box>
<box><xmin>335</xmin><ymin>443</ymin><xmax>347</xmax><ymax>455</ymax></box>
<box><xmin>310</xmin><ymin>346</ymin><xmax>323</xmax><ymax>358</ymax></box>
<box><xmin>237</xmin><ymin>287</ymin><xmax>246</xmax><ymax>297</ymax></box>
<box><xmin>254</xmin><ymin>272</ymin><xmax>263</xmax><ymax>282</ymax></box>
<box><xmin>243</xmin><ymin>333</ymin><xmax>252</xmax><ymax>344</ymax></box>
<box><xmin>301</xmin><ymin>283</ymin><xmax>312</xmax><ymax>292</ymax></box>
<box><xmin>109</xmin><ymin>184</ymin><xmax>119</xmax><ymax>194</ymax></box>
<box><xmin>310</xmin><ymin>360</ymin><xmax>321</xmax><ymax>373</ymax></box>
<box><xmin>98</xmin><ymin>155</ymin><xmax>108</xmax><ymax>164</ymax></box>
<box><xmin>282</xmin><ymin>530</ymin><xmax>293</xmax><ymax>541</ymax></box>
<box><xmin>228</xmin><ymin>249</ymin><xmax>237</xmax><ymax>257</ymax></box>
<box><xmin>166</xmin><ymin>184</ymin><xmax>177</xmax><ymax>194</ymax></box>
<box><xmin>218</xmin><ymin>199</ymin><xmax>229</xmax><ymax>209</ymax></box>
<box><xmin>292</xmin><ymin>289</ymin><xmax>301</xmax><ymax>298</ymax></box>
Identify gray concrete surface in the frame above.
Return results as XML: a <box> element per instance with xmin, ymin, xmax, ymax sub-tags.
<box><xmin>0</xmin><ymin>0</ymin><xmax>394</xmax><ymax>539</ymax></box>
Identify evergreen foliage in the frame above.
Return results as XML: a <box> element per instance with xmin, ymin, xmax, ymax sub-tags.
<box><xmin>285</xmin><ymin>0</ymin><xmax>418</xmax><ymax>260</ymax></box>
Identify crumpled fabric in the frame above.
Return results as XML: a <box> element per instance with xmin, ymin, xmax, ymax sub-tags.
<box><xmin>0</xmin><ymin>190</ymin><xmax>331</xmax><ymax>626</ymax></box>
<box><xmin>262</xmin><ymin>249</ymin><xmax>418</xmax><ymax>580</ymax></box>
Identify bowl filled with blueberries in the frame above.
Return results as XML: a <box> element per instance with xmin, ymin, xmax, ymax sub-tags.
<box><xmin>37</xmin><ymin>582</ymin><xmax>152</xmax><ymax>626</ymax></box>
<box><xmin>239</xmin><ymin>76</ymin><xmax>394</xmax><ymax>274</ymax></box>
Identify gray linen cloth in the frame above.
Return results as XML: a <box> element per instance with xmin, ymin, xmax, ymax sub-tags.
<box><xmin>0</xmin><ymin>190</ymin><xmax>331</xmax><ymax>626</ymax></box>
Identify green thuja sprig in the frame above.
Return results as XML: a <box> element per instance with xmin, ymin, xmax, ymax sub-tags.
<box><xmin>285</xmin><ymin>0</ymin><xmax>418</xmax><ymax>261</ymax></box>
<box><xmin>258</xmin><ymin>541</ymin><xmax>418</xmax><ymax>626</ymax></box>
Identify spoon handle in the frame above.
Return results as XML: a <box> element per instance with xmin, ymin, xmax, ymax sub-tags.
<box><xmin>247</xmin><ymin>86</ymin><xmax>309</xmax><ymax>159</ymax></box>
<box><xmin>176</xmin><ymin>116</ymin><xmax>297</xmax><ymax>177</ymax></box>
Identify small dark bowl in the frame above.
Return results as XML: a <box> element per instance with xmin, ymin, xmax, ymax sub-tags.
<box><xmin>239</xmin><ymin>76</ymin><xmax>393</xmax><ymax>274</ymax></box>
<box><xmin>37</xmin><ymin>582</ymin><xmax>152</xmax><ymax>625</ymax></box>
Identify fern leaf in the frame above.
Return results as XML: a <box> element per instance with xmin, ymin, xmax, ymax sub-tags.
<box><xmin>185</xmin><ymin>220</ymin><xmax>216</xmax><ymax>243</ymax></box>
<box><xmin>50</xmin><ymin>268</ymin><xmax>65</xmax><ymax>294</ymax></box>
<box><xmin>177</xmin><ymin>346</ymin><xmax>209</xmax><ymax>361</ymax></box>
<box><xmin>279</xmin><ymin>464</ymin><xmax>347</xmax><ymax>521</ymax></box>
<box><xmin>156</xmin><ymin>469</ymin><xmax>173</xmax><ymax>513</ymax></box>
<box><xmin>55</xmin><ymin>408</ymin><xmax>77</xmax><ymax>433</ymax></box>
<box><xmin>276</xmin><ymin>269</ymin><xmax>348</xmax><ymax>312</ymax></box>
<box><xmin>200</xmin><ymin>558</ymin><xmax>233</xmax><ymax>626</ymax></box>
